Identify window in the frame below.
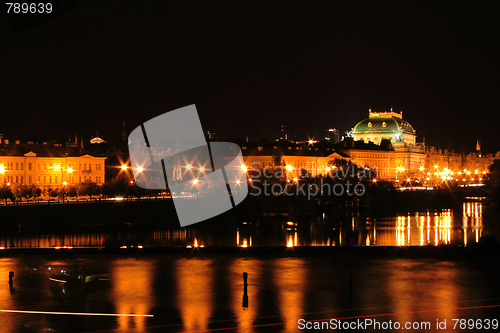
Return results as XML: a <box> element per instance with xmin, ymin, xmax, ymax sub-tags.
<box><xmin>28</xmin><ymin>176</ymin><xmax>32</xmax><ymax>184</ymax></box>
<box><xmin>44</xmin><ymin>164</ymin><xmax>47</xmax><ymax>170</ymax></box>
<box><xmin>382</xmin><ymin>121</ymin><xmax>387</xmax><ymax>128</ymax></box>
<box><xmin>20</xmin><ymin>176</ymin><xmax>23</xmax><ymax>184</ymax></box>
<box><xmin>21</xmin><ymin>163</ymin><xmax>24</xmax><ymax>170</ymax></box>
<box><xmin>49</xmin><ymin>176</ymin><xmax>52</xmax><ymax>184</ymax></box>
<box><xmin>29</xmin><ymin>163</ymin><xmax>32</xmax><ymax>170</ymax></box>
<box><xmin>15</xmin><ymin>176</ymin><xmax>19</xmax><ymax>183</ymax></box>
<box><xmin>55</xmin><ymin>176</ymin><xmax>58</xmax><ymax>184</ymax></box>
<box><xmin>368</xmin><ymin>122</ymin><xmax>372</xmax><ymax>128</ymax></box>
<box><xmin>84</xmin><ymin>163</ymin><xmax>87</xmax><ymax>170</ymax></box>
<box><xmin>16</xmin><ymin>163</ymin><xmax>19</xmax><ymax>170</ymax></box>
<box><xmin>79</xmin><ymin>164</ymin><xmax>81</xmax><ymax>171</ymax></box>
<box><xmin>38</xmin><ymin>164</ymin><xmax>41</xmax><ymax>170</ymax></box>
<box><xmin>43</xmin><ymin>175</ymin><xmax>46</xmax><ymax>184</ymax></box>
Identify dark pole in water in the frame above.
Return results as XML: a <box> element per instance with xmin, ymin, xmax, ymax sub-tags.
<box><xmin>9</xmin><ymin>271</ymin><xmax>14</xmax><ymax>286</ymax></box>
<box><xmin>242</xmin><ymin>272</ymin><xmax>248</xmax><ymax>308</ymax></box>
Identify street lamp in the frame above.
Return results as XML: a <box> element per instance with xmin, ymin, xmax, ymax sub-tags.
<box><xmin>121</xmin><ymin>164</ymin><xmax>128</xmax><ymax>170</ymax></box>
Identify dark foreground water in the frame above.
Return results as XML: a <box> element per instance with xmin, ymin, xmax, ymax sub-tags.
<box><xmin>1</xmin><ymin>254</ymin><xmax>500</xmax><ymax>333</ymax></box>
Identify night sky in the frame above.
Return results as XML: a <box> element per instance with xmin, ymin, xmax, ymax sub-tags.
<box><xmin>2</xmin><ymin>0</ymin><xmax>499</xmax><ymax>153</ymax></box>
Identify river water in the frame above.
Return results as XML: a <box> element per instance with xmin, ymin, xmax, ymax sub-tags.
<box><xmin>0</xmin><ymin>201</ymin><xmax>497</xmax><ymax>249</ymax></box>
<box><xmin>1</xmin><ymin>201</ymin><xmax>499</xmax><ymax>332</ymax></box>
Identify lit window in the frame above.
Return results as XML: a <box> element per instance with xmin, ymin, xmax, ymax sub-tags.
<box><xmin>382</xmin><ymin>122</ymin><xmax>386</xmax><ymax>128</ymax></box>
<box><xmin>368</xmin><ymin>122</ymin><xmax>372</xmax><ymax>128</ymax></box>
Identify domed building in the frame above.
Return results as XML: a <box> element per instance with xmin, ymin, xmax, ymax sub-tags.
<box><xmin>352</xmin><ymin>108</ymin><xmax>416</xmax><ymax>145</ymax></box>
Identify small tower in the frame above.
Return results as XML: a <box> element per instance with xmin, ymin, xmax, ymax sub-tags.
<box><xmin>476</xmin><ymin>139</ymin><xmax>481</xmax><ymax>157</ymax></box>
<box><xmin>122</xmin><ymin>121</ymin><xmax>127</xmax><ymax>143</ymax></box>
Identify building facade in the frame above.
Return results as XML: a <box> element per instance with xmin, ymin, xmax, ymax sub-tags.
<box><xmin>0</xmin><ymin>141</ymin><xmax>106</xmax><ymax>187</ymax></box>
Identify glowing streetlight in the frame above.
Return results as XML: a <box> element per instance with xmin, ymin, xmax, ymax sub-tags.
<box><xmin>325</xmin><ymin>167</ymin><xmax>331</xmax><ymax>172</ymax></box>
<box><xmin>0</xmin><ymin>165</ymin><xmax>5</xmax><ymax>173</ymax></box>
<box><xmin>136</xmin><ymin>166</ymin><xmax>144</xmax><ymax>173</ymax></box>
<box><xmin>434</xmin><ymin>165</ymin><xmax>439</xmax><ymax>169</ymax></box>
<box><xmin>192</xmin><ymin>178</ymin><xmax>198</xmax><ymax>184</ymax></box>
<box><xmin>419</xmin><ymin>166</ymin><xmax>424</xmax><ymax>171</ymax></box>
<box><xmin>67</xmin><ymin>167</ymin><xmax>73</xmax><ymax>173</ymax></box>
<box><xmin>308</xmin><ymin>139</ymin><xmax>314</xmax><ymax>145</ymax></box>
<box><xmin>62</xmin><ymin>181</ymin><xmax>67</xmax><ymax>186</ymax></box>
<box><xmin>121</xmin><ymin>165</ymin><xmax>128</xmax><ymax>170</ymax></box>
<box><xmin>286</xmin><ymin>165</ymin><xmax>293</xmax><ymax>171</ymax></box>
<box><xmin>185</xmin><ymin>164</ymin><xmax>192</xmax><ymax>170</ymax></box>
<box><xmin>241</xmin><ymin>165</ymin><xmax>248</xmax><ymax>172</ymax></box>
<box><xmin>199</xmin><ymin>167</ymin><xmax>205</xmax><ymax>172</ymax></box>
<box><xmin>53</xmin><ymin>165</ymin><xmax>61</xmax><ymax>171</ymax></box>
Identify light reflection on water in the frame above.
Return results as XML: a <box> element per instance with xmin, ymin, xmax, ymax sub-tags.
<box><xmin>0</xmin><ymin>256</ymin><xmax>499</xmax><ymax>332</ymax></box>
<box><xmin>0</xmin><ymin>201</ymin><xmax>496</xmax><ymax>249</ymax></box>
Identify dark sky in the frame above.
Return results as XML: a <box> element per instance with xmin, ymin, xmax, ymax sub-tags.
<box><xmin>2</xmin><ymin>0</ymin><xmax>499</xmax><ymax>153</ymax></box>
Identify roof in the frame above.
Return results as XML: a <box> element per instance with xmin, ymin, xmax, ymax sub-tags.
<box><xmin>0</xmin><ymin>143</ymin><xmax>96</xmax><ymax>158</ymax></box>
<box><xmin>352</xmin><ymin>116</ymin><xmax>415</xmax><ymax>135</ymax></box>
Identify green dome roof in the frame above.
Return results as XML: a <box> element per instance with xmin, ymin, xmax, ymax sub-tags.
<box><xmin>352</xmin><ymin>116</ymin><xmax>415</xmax><ymax>135</ymax></box>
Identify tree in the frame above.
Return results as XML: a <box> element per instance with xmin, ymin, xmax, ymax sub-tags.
<box><xmin>0</xmin><ymin>185</ymin><xmax>14</xmax><ymax>202</ymax></box>
<box><xmin>77</xmin><ymin>181</ymin><xmax>100</xmax><ymax>198</ymax></box>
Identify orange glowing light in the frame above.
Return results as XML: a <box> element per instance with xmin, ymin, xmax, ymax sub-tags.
<box><xmin>136</xmin><ymin>167</ymin><xmax>144</xmax><ymax>173</ymax></box>
<box><xmin>121</xmin><ymin>165</ymin><xmax>128</xmax><ymax>170</ymax></box>
<box><xmin>185</xmin><ymin>164</ymin><xmax>192</xmax><ymax>170</ymax></box>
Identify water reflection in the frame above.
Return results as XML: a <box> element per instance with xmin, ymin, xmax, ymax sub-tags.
<box><xmin>112</xmin><ymin>259</ymin><xmax>154</xmax><ymax>331</ymax></box>
<box><xmin>0</xmin><ymin>201</ymin><xmax>495</xmax><ymax>248</ymax></box>
<box><xmin>176</xmin><ymin>258</ymin><xmax>214</xmax><ymax>331</ymax></box>
<box><xmin>0</xmin><ymin>255</ymin><xmax>499</xmax><ymax>332</ymax></box>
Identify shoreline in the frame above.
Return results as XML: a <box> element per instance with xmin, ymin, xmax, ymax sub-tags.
<box><xmin>1</xmin><ymin>243</ymin><xmax>499</xmax><ymax>258</ymax></box>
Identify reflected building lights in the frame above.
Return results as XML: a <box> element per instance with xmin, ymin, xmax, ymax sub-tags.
<box><xmin>176</xmin><ymin>259</ymin><xmax>213</xmax><ymax>331</ymax></box>
<box><xmin>112</xmin><ymin>259</ymin><xmax>153</xmax><ymax>331</ymax></box>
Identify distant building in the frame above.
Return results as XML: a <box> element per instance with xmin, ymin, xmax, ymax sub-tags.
<box><xmin>326</xmin><ymin>128</ymin><xmax>340</xmax><ymax>144</ymax></box>
<box><xmin>0</xmin><ymin>139</ymin><xmax>106</xmax><ymax>187</ymax></box>
<box><xmin>242</xmin><ymin>142</ymin><xmax>347</xmax><ymax>178</ymax></box>
<box><xmin>243</xmin><ymin>108</ymin><xmax>497</xmax><ymax>184</ymax></box>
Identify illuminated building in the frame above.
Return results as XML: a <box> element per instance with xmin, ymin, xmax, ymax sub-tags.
<box><xmin>352</xmin><ymin>108</ymin><xmax>417</xmax><ymax>145</ymax></box>
<box><xmin>242</xmin><ymin>144</ymin><xmax>347</xmax><ymax>178</ymax></box>
<box><xmin>244</xmin><ymin>108</ymin><xmax>497</xmax><ymax>183</ymax></box>
<box><xmin>0</xmin><ymin>140</ymin><xmax>106</xmax><ymax>187</ymax></box>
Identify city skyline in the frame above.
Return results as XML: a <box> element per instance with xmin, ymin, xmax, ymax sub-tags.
<box><xmin>1</xmin><ymin>1</ymin><xmax>499</xmax><ymax>152</ymax></box>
